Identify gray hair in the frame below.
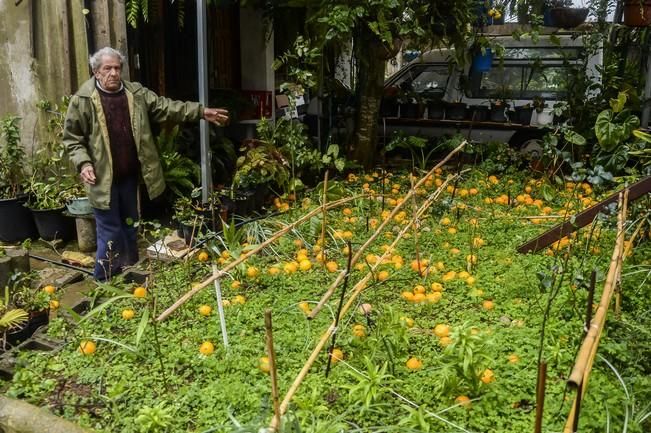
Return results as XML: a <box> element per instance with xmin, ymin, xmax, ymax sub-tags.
<box><xmin>89</xmin><ymin>47</ymin><xmax>125</xmax><ymax>72</ymax></box>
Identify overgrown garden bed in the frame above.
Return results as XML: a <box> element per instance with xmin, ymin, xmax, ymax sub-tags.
<box><xmin>2</xmin><ymin>162</ymin><xmax>650</xmax><ymax>433</ymax></box>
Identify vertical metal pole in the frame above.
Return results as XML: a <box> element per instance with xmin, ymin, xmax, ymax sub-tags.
<box><xmin>197</xmin><ymin>0</ymin><xmax>212</xmax><ymax>203</ymax></box>
<box><xmin>212</xmin><ymin>265</ymin><xmax>229</xmax><ymax>348</ymax></box>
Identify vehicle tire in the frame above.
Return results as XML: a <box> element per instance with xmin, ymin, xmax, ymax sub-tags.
<box><xmin>508</xmin><ymin>131</ymin><xmax>548</xmax><ymax>172</ymax></box>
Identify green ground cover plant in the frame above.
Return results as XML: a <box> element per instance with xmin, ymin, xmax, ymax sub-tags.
<box><xmin>2</xmin><ymin>163</ymin><xmax>650</xmax><ymax>433</ymax></box>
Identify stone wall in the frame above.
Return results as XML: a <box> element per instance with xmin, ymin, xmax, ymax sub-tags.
<box><xmin>0</xmin><ymin>0</ymin><xmax>128</xmax><ymax>155</ymax></box>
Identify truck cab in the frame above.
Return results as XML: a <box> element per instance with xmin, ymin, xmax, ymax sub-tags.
<box><xmin>382</xmin><ymin>25</ymin><xmax>602</xmax><ymax>149</ymax></box>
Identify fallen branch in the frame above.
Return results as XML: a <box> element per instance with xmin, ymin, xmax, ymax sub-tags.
<box><xmin>269</xmin><ymin>165</ymin><xmax>454</xmax><ymax>431</ymax></box>
<box><xmin>157</xmin><ymin>194</ymin><xmax>364</xmax><ymax>321</ymax></box>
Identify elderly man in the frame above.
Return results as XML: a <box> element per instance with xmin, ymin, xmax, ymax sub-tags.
<box><xmin>64</xmin><ymin>47</ymin><xmax>228</xmax><ymax>280</ymax></box>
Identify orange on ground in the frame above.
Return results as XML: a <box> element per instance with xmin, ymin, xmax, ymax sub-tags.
<box><xmin>133</xmin><ymin>286</ymin><xmax>147</xmax><ymax>298</ymax></box>
<box><xmin>481</xmin><ymin>368</ymin><xmax>495</xmax><ymax>384</ymax></box>
<box><xmin>352</xmin><ymin>324</ymin><xmax>366</xmax><ymax>337</ymax></box>
<box><xmin>433</xmin><ymin>324</ymin><xmax>450</xmax><ymax>338</ymax></box>
<box><xmin>455</xmin><ymin>395</ymin><xmax>471</xmax><ymax>407</ymax></box>
<box><xmin>121</xmin><ymin>308</ymin><xmax>135</xmax><ymax>320</ymax></box>
<box><xmin>42</xmin><ymin>285</ymin><xmax>56</xmax><ymax>295</ymax></box>
<box><xmin>198</xmin><ymin>305</ymin><xmax>212</xmax><ymax>316</ymax></box>
<box><xmin>200</xmin><ymin>341</ymin><xmax>215</xmax><ymax>355</ymax></box>
<box><xmin>330</xmin><ymin>348</ymin><xmax>344</xmax><ymax>363</ymax></box>
<box><xmin>79</xmin><ymin>340</ymin><xmax>96</xmax><ymax>355</ymax></box>
<box><xmin>406</xmin><ymin>357</ymin><xmax>423</xmax><ymax>370</ymax></box>
<box><xmin>197</xmin><ymin>251</ymin><xmax>209</xmax><ymax>262</ymax></box>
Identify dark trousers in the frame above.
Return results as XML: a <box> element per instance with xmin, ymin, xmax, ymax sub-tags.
<box><xmin>93</xmin><ymin>177</ymin><xmax>139</xmax><ymax>280</ymax></box>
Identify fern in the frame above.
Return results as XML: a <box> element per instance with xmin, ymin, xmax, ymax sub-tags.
<box><xmin>126</xmin><ymin>0</ymin><xmax>140</xmax><ymax>28</ymax></box>
<box><xmin>0</xmin><ymin>308</ymin><xmax>28</xmax><ymax>330</ymax></box>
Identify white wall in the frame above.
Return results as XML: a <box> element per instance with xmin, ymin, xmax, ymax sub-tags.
<box><xmin>239</xmin><ymin>7</ymin><xmax>273</xmax><ymax>91</ymax></box>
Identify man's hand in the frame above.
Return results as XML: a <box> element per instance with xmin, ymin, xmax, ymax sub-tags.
<box><xmin>203</xmin><ymin>108</ymin><xmax>230</xmax><ymax>126</ymax></box>
<box><xmin>80</xmin><ymin>164</ymin><xmax>96</xmax><ymax>185</ymax></box>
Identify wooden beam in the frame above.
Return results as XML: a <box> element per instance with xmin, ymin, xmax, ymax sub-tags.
<box><xmin>517</xmin><ymin>176</ymin><xmax>651</xmax><ymax>254</ymax></box>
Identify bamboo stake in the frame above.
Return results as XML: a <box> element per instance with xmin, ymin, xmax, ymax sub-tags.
<box><xmin>307</xmin><ymin>142</ymin><xmax>466</xmax><ymax>319</ymax></box>
<box><xmin>269</xmin><ymin>173</ymin><xmax>449</xmax><ymax>432</ymax></box>
<box><xmin>564</xmin><ymin>192</ymin><xmax>629</xmax><ymax>433</ymax></box>
<box><xmin>534</xmin><ymin>361</ymin><xmax>547</xmax><ymax>433</ymax></box>
<box><xmin>157</xmin><ymin>194</ymin><xmax>364</xmax><ymax>321</ymax></box>
<box><xmin>319</xmin><ymin>170</ymin><xmax>329</xmax><ymax>263</ymax></box>
<box><xmin>265</xmin><ymin>310</ymin><xmax>281</xmax><ymax>431</ymax></box>
<box><xmin>410</xmin><ymin>175</ymin><xmax>422</xmax><ymax>277</ymax></box>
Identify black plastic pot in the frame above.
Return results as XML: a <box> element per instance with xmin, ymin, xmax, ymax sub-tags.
<box><xmin>427</xmin><ymin>102</ymin><xmax>445</xmax><ymax>120</ymax></box>
<box><xmin>28</xmin><ymin>309</ymin><xmax>49</xmax><ymax>334</ymax></box>
<box><xmin>30</xmin><ymin>206</ymin><xmax>75</xmax><ymax>242</ymax></box>
<box><xmin>6</xmin><ymin>309</ymin><xmax>49</xmax><ymax>347</ymax></box>
<box><xmin>550</xmin><ymin>7</ymin><xmax>589</xmax><ymax>28</ymax></box>
<box><xmin>380</xmin><ymin>99</ymin><xmax>399</xmax><ymax>117</ymax></box>
<box><xmin>470</xmin><ymin>106</ymin><xmax>490</xmax><ymax>122</ymax></box>
<box><xmin>0</xmin><ymin>197</ymin><xmax>38</xmax><ymax>243</ymax></box>
<box><xmin>514</xmin><ymin>106</ymin><xmax>534</xmax><ymax>125</ymax></box>
<box><xmin>445</xmin><ymin>102</ymin><xmax>468</xmax><ymax>120</ymax></box>
<box><xmin>181</xmin><ymin>221</ymin><xmax>205</xmax><ymax>246</ymax></box>
<box><xmin>399</xmin><ymin>102</ymin><xmax>421</xmax><ymax>119</ymax></box>
<box><xmin>490</xmin><ymin>104</ymin><xmax>508</xmax><ymax>122</ymax></box>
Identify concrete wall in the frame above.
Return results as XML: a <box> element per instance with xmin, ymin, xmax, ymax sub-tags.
<box><xmin>0</xmin><ymin>0</ymin><xmax>128</xmax><ymax>155</ymax></box>
<box><xmin>239</xmin><ymin>7</ymin><xmax>273</xmax><ymax>92</ymax></box>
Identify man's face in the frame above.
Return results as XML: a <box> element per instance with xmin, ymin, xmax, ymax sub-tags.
<box><xmin>94</xmin><ymin>55</ymin><xmax>122</xmax><ymax>91</ymax></box>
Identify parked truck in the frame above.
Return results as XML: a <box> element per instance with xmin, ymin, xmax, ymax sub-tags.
<box><xmin>381</xmin><ymin>25</ymin><xmax>602</xmax><ymax>155</ymax></box>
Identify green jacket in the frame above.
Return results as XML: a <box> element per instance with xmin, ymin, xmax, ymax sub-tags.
<box><xmin>63</xmin><ymin>78</ymin><xmax>203</xmax><ymax>209</ymax></box>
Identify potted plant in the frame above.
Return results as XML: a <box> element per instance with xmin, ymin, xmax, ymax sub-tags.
<box><xmin>398</xmin><ymin>90</ymin><xmax>422</xmax><ymax>119</ymax></box>
<box><xmin>1</xmin><ymin>287</ymin><xmax>28</xmax><ymax>350</ymax></box>
<box><xmin>490</xmin><ymin>98</ymin><xmax>510</xmax><ymax>122</ymax></box>
<box><xmin>232</xmin><ymin>138</ymin><xmax>289</xmax><ymax>216</ymax></box>
<box><xmin>423</xmin><ymin>88</ymin><xmax>446</xmax><ymax>120</ymax></box>
<box><xmin>0</xmin><ymin>116</ymin><xmax>38</xmax><ymax>243</ymax></box>
<box><xmin>488</xmin><ymin>2</ymin><xmax>506</xmax><ymax>24</ymax></box>
<box><xmin>25</xmin><ymin>179</ymin><xmax>76</xmax><ymax>242</ymax></box>
<box><xmin>7</xmin><ymin>273</ymin><xmax>50</xmax><ymax>346</ymax></box>
<box><xmin>381</xmin><ymin>85</ymin><xmax>401</xmax><ymax>117</ymax></box>
<box><xmin>470</xmin><ymin>35</ymin><xmax>494</xmax><ymax>73</ymax></box>
<box><xmin>532</xmin><ymin>96</ymin><xmax>554</xmax><ymax>126</ymax></box>
<box><xmin>547</xmin><ymin>0</ymin><xmax>589</xmax><ymax>28</ymax></box>
<box><xmin>514</xmin><ymin>103</ymin><xmax>534</xmax><ymax>125</ymax></box>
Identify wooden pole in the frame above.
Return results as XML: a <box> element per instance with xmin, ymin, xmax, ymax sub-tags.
<box><xmin>584</xmin><ymin>269</ymin><xmax>596</xmax><ymax>333</ymax></box>
<box><xmin>268</xmin><ymin>171</ymin><xmax>450</xmax><ymax>432</ymax></box>
<box><xmin>265</xmin><ymin>310</ymin><xmax>281</xmax><ymax>431</ymax></box>
<box><xmin>320</xmin><ymin>170</ymin><xmax>329</xmax><ymax>262</ymax></box>
<box><xmin>534</xmin><ymin>361</ymin><xmax>547</xmax><ymax>433</ymax></box>
<box><xmin>307</xmin><ymin>142</ymin><xmax>466</xmax><ymax>319</ymax></box>
<box><xmin>156</xmin><ymin>195</ymin><xmax>364</xmax><ymax>321</ymax></box>
<box><xmin>410</xmin><ymin>175</ymin><xmax>422</xmax><ymax>277</ymax></box>
<box><xmin>564</xmin><ymin>192</ymin><xmax>629</xmax><ymax>433</ymax></box>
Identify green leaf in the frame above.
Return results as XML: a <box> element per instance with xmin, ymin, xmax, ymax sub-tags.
<box><xmin>564</xmin><ymin>129</ymin><xmax>586</xmax><ymax>146</ymax></box>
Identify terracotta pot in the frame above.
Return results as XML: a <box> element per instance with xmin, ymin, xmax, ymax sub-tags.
<box><xmin>624</xmin><ymin>1</ymin><xmax>651</xmax><ymax>26</ymax></box>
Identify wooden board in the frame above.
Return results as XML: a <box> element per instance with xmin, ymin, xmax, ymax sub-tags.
<box><xmin>517</xmin><ymin>176</ymin><xmax>651</xmax><ymax>254</ymax></box>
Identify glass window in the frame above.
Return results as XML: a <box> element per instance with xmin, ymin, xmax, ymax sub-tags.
<box><xmin>469</xmin><ymin>65</ymin><xmax>571</xmax><ymax>99</ymax></box>
<box><xmin>502</xmin><ymin>47</ymin><xmax>582</xmax><ymax>61</ymax></box>
<box><xmin>389</xmin><ymin>65</ymin><xmax>450</xmax><ymax>94</ymax></box>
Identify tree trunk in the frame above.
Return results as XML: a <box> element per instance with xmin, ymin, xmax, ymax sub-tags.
<box><xmin>350</xmin><ymin>30</ymin><xmax>394</xmax><ymax>169</ymax></box>
<box><xmin>0</xmin><ymin>396</ymin><xmax>92</xmax><ymax>433</ymax></box>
